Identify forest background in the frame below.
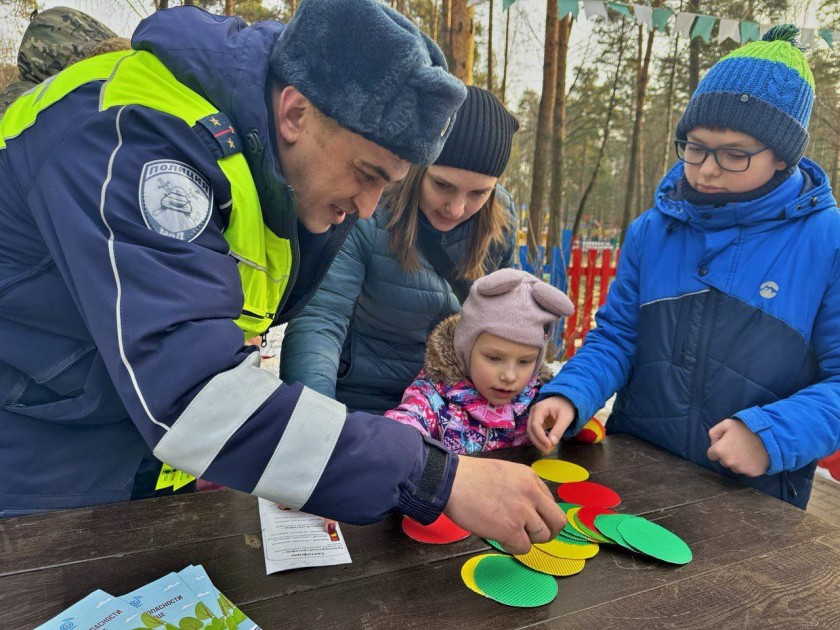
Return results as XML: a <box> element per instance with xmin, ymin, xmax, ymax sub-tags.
<box><xmin>1</xmin><ymin>0</ymin><xmax>838</xmax><ymax>258</ymax></box>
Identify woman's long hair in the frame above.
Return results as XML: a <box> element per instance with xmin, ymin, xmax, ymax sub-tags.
<box><xmin>384</xmin><ymin>165</ymin><xmax>513</xmax><ymax>281</ymax></box>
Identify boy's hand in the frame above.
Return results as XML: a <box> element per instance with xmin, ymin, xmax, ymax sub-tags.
<box><xmin>707</xmin><ymin>418</ymin><xmax>770</xmax><ymax>477</ymax></box>
<box><xmin>527</xmin><ymin>396</ymin><xmax>577</xmax><ymax>453</ymax></box>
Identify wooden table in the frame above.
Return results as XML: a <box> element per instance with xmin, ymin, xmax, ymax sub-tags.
<box><xmin>4</xmin><ymin>435</ymin><xmax>840</xmax><ymax>629</ymax></box>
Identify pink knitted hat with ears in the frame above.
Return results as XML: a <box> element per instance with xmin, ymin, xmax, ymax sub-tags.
<box><xmin>453</xmin><ymin>268</ymin><xmax>575</xmax><ymax>374</ymax></box>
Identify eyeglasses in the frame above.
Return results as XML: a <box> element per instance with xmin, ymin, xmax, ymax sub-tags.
<box><xmin>674</xmin><ymin>140</ymin><xmax>770</xmax><ymax>173</ymax></box>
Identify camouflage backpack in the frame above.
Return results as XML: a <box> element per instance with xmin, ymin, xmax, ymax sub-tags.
<box><xmin>0</xmin><ymin>7</ymin><xmax>128</xmax><ymax>116</ymax></box>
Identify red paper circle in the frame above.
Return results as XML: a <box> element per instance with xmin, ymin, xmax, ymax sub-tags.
<box><xmin>557</xmin><ymin>481</ymin><xmax>621</xmax><ymax>509</ymax></box>
<box><xmin>402</xmin><ymin>514</ymin><xmax>471</xmax><ymax>544</ymax></box>
<box><xmin>577</xmin><ymin>506</ymin><xmax>618</xmax><ymax>533</ymax></box>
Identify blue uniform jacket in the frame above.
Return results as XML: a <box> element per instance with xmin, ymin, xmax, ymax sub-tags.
<box><xmin>281</xmin><ymin>192</ymin><xmax>516</xmax><ymax>414</ymax></box>
<box><xmin>542</xmin><ymin>159</ymin><xmax>840</xmax><ymax>507</ymax></box>
<box><xmin>0</xmin><ymin>7</ymin><xmax>456</xmax><ymax>521</ymax></box>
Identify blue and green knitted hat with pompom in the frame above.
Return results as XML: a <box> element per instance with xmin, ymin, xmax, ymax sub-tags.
<box><xmin>676</xmin><ymin>24</ymin><xmax>814</xmax><ymax>166</ymax></box>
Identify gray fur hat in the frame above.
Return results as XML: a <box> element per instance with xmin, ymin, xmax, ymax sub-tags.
<box><xmin>269</xmin><ymin>0</ymin><xmax>467</xmax><ymax>165</ymax></box>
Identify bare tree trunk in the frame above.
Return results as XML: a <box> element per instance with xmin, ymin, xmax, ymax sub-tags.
<box><xmin>439</xmin><ymin>0</ymin><xmax>453</xmax><ymax>68</ymax></box>
<box><xmin>571</xmin><ymin>27</ymin><xmax>626</xmax><ymax>241</ymax></box>
<box><xmin>432</xmin><ymin>0</ymin><xmax>440</xmax><ymax>42</ymax></box>
<box><xmin>546</xmin><ymin>15</ymin><xmax>572</xmax><ymax>260</ymax></box>
<box><xmin>158</xmin><ymin>0</ymin><xmax>169</xmax><ymax>9</ymax></box>
<box><xmin>832</xmin><ymin>136</ymin><xmax>840</xmax><ymax>193</ymax></box>
<box><xmin>183</xmin><ymin>0</ymin><xmax>193</xmax><ymax>5</ymax></box>
<box><xmin>224</xmin><ymin>0</ymin><xmax>235</xmax><ymax>16</ymax></box>
<box><xmin>688</xmin><ymin>0</ymin><xmax>699</xmax><ymax>94</ymax></box>
<box><xmin>449</xmin><ymin>0</ymin><xmax>475</xmax><ymax>83</ymax></box>
<box><xmin>501</xmin><ymin>6</ymin><xmax>511</xmax><ymax>105</ymax></box>
<box><xmin>526</xmin><ymin>0</ymin><xmax>559</xmax><ymax>269</ymax></box>
<box><xmin>487</xmin><ymin>0</ymin><xmax>494</xmax><ymax>92</ymax></box>
<box><xmin>619</xmin><ymin>23</ymin><xmax>655</xmax><ymax>244</ymax></box>
<box><xmin>395</xmin><ymin>0</ymin><xmax>408</xmax><ymax>15</ymax></box>
<box><xmin>661</xmin><ymin>31</ymin><xmax>680</xmax><ymax>179</ymax></box>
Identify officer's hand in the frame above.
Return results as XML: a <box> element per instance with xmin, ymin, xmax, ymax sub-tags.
<box><xmin>707</xmin><ymin>418</ymin><xmax>770</xmax><ymax>477</ymax></box>
<box><xmin>527</xmin><ymin>396</ymin><xmax>576</xmax><ymax>452</ymax></box>
<box><xmin>444</xmin><ymin>456</ymin><xmax>566</xmax><ymax>555</ymax></box>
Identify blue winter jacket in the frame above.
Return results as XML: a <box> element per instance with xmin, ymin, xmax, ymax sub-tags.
<box><xmin>0</xmin><ymin>7</ymin><xmax>457</xmax><ymax>521</ymax></box>
<box><xmin>281</xmin><ymin>193</ymin><xmax>516</xmax><ymax>413</ymax></box>
<box><xmin>542</xmin><ymin>159</ymin><xmax>840</xmax><ymax>508</ymax></box>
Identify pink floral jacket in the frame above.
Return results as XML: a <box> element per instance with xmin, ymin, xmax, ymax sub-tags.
<box><xmin>385</xmin><ymin>371</ymin><xmax>541</xmax><ymax>454</ymax></box>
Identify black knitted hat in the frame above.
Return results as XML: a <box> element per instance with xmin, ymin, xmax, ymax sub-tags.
<box><xmin>433</xmin><ymin>85</ymin><xmax>519</xmax><ymax>177</ymax></box>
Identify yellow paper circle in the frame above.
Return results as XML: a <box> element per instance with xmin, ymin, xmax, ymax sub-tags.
<box><xmin>514</xmin><ymin>546</ymin><xmax>586</xmax><ymax>576</ymax></box>
<box><xmin>461</xmin><ymin>553</ymin><xmax>499</xmax><ymax>596</ymax></box>
<box><xmin>531</xmin><ymin>459</ymin><xmax>590</xmax><ymax>483</ymax></box>
<box><xmin>535</xmin><ymin>538</ymin><xmax>599</xmax><ymax>560</ymax></box>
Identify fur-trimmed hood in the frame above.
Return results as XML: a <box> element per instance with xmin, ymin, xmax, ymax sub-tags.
<box><xmin>424</xmin><ymin>314</ymin><xmax>554</xmax><ymax>385</ymax></box>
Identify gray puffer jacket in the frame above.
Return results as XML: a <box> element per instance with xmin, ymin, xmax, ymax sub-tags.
<box><xmin>281</xmin><ymin>188</ymin><xmax>516</xmax><ymax>413</ymax></box>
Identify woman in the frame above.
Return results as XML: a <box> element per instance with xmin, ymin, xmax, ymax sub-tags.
<box><xmin>281</xmin><ymin>85</ymin><xmax>519</xmax><ymax>413</ymax></box>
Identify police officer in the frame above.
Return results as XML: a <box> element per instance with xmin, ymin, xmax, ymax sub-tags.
<box><xmin>0</xmin><ymin>0</ymin><xmax>563</xmax><ymax>554</ymax></box>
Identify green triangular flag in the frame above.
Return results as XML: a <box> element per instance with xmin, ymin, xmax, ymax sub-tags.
<box><xmin>503</xmin><ymin>0</ymin><xmax>517</xmax><ymax>10</ymax></box>
<box><xmin>557</xmin><ymin>0</ymin><xmax>579</xmax><ymax>19</ymax></box>
<box><xmin>819</xmin><ymin>28</ymin><xmax>834</xmax><ymax>49</ymax></box>
<box><xmin>651</xmin><ymin>7</ymin><xmax>673</xmax><ymax>32</ymax></box>
<box><xmin>606</xmin><ymin>2</ymin><xmax>633</xmax><ymax>19</ymax></box>
<box><xmin>740</xmin><ymin>21</ymin><xmax>760</xmax><ymax>43</ymax></box>
<box><xmin>690</xmin><ymin>14</ymin><xmax>716</xmax><ymax>42</ymax></box>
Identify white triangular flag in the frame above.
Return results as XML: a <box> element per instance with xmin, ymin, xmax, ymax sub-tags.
<box><xmin>800</xmin><ymin>28</ymin><xmax>816</xmax><ymax>47</ymax></box>
<box><xmin>583</xmin><ymin>1</ymin><xmax>609</xmax><ymax>19</ymax></box>
<box><xmin>759</xmin><ymin>23</ymin><xmax>771</xmax><ymax>38</ymax></box>
<box><xmin>717</xmin><ymin>18</ymin><xmax>740</xmax><ymax>44</ymax></box>
<box><xmin>675</xmin><ymin>12</ymin><xmax>697</xmax><ymax>37</ymax></box>
<box><xmin>634</xmin><ymin>5</ymin><xmax>653</xmax><ymax>30</ymax></box>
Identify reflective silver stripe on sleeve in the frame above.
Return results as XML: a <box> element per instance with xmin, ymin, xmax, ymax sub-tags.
<box><xmin>153</xmin><ymin>353</ymin><xmax>280</xmax><ymax>476</ymax></box>
<box><xmin>252</xmin><ymin>387</ymin><xmax>346</xmax><ymax>509</ymax></box>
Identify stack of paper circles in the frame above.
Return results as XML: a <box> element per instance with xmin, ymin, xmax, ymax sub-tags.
<box><xmin>459</xmin><ymin>461</ymin><xmax>693</xmax><ymax>606</ymax></box>
<box><xmin>402</xmin><ymin>514</ymin><xmax>470</xmax><ymax>544</ymax></box>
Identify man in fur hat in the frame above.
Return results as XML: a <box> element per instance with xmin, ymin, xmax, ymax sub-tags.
<box><xmin>0</xmin><ymin>0</ymin><xmax>563</xmax><ymax>553</ymax></box>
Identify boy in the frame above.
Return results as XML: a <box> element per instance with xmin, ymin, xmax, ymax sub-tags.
<box><xmin>528</xmin><ymin>25</ymin><xmax>840</xmax><ymax>508</ymax></box>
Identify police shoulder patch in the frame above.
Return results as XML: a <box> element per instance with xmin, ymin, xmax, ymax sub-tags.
<box><xmin>139</xmin><ymin>159</ymin><xmax>213</xmax><ymax>242</ymax></box>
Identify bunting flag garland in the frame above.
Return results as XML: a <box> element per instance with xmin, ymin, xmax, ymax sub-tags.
<box><xmin>606</xmin><ymin>2</ymin><xmax>633</xmax><ymax>19</ymax></box>
<box><xmin>498</xmin><ymin>0</ymin><xmax>839</xmax><ymax>51</ymax></box>
<box><xmin>717</xmin><ymin>18</ymin><xmax>740</xmax><ymax>44</ymax></box>
<box><xmin>633</xmin><ymin>4</ymin><xmax>653</xmax><ymax>31</ymax></box>
<box><xmin>582</xmin><ymin>0</ymin><xmax>608</xmax><ymax>19</ymax></box>
<box><xmin>739</xmin><ymin>21</ymin><xmax>760</xmax><ymax>43</ymax></box>
<box><xmin>691</xmin><ymin>14</ymin><xmax>717</xmax><ymax>43</ymax></box>
<box><xmin>651</xmin><ymin>7</ymin><xmax>672</xmax><ymax>32</ymax></box>
<box><xmin>674</xmin><ymin>12</ymin><xmax>696</xmax><ymax>38</ymax></box>
<box><xmin>557</xmin><ymin>0</ymin><xmax>580</xmax><ymax>20</ymax></box>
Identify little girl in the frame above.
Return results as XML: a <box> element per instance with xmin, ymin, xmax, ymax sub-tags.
<box><xmin>385</xmin><ymin>268</ymin><xmax>573</xmax><ymax>453</ymax></box>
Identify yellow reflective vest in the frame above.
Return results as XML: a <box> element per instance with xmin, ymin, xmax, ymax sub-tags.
<box><xmin>0</xmin><ymin>49</ymin><xmax>290</xmax><ymax>339</ymax></box>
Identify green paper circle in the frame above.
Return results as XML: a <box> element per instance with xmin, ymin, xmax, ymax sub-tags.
<box><xmin>473</xmin><ymin>555</ymin><xmax>559</xmax><ymax>607</ymax></box>
<box><xmin>555</xmin><ymin>531</ymin><xmax>592</xmax><ymax>546</ymax></box>
<box><xmin>593</xmin><ymin>514</ymin><xmax>637</xmax><ymax>550</ymax></box>
<box><xmin>617</xmin><ymin>517</ymin><xmax>693</xmax><ymax>565</ymax></box>
<box><xmin>560</xmin><ymin>521</ymin><xmax>591</xmax><ymax>543</ymax></box>
<box><xmin>557</xmin><ymin>501</ymin><xmax>581</xmax><ymax>513</ymax></box>
<box><xmin>486</xmin><ymin>539</ymin><xmax>507</xmax><ymax>553</ymax></box>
